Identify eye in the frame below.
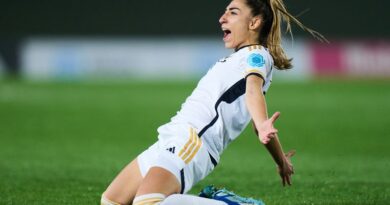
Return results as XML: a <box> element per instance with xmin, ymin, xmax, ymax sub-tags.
<box><xmin>231</xmin><ymin>11</ymin><xmax>237</xmax><ymax>15</ymax></box>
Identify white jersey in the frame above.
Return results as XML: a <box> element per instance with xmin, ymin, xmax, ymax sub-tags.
<box><xmin>157</xmin><ymin>45</ymin><xmax>274</xmax><ymax>165</ymax></box>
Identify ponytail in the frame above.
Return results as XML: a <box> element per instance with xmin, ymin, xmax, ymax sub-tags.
<box><xmin>246</xmin><ymin>0</ymin><xmax>327</xmax><ymax>70</ymax></box>
<box><xmin>268</xmin><ymin>0</ymin><xmax>327</xmax><ymax>69</ymax></box>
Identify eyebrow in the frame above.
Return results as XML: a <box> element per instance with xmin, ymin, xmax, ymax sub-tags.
<box><xmin>228</xmin><ymin>7</ymin><xmax>241</xmax><ymax>11</ymax></box>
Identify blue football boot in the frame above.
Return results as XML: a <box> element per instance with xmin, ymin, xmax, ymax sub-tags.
<box><xmin>199</xmin><ymin>185</ymin><xmax>265</xmax><ymax>205</ymax></box>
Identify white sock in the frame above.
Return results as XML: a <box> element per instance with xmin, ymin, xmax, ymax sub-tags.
<box><xmin>101</xmin><ymin>195</ymin><xmax>121</xmax><ymax>205</ymax></box>
<box><xmin>160</xmin><ymin>194</ymin><xmax>227</xmax><ymax>205</ymax></box>
<box><xmin>133</xmin><ymin>193</ymin><xmax>166</xmax><ymax>205</ymax></box>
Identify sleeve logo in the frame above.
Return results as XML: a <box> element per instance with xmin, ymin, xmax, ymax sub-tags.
<box><xmin>247</xmin><ymin>53</ymin><xmax>265</xmax><ymax>68</ymax></box>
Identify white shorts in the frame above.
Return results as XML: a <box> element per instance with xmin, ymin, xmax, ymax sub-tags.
<box><xmin>137</xmin><ymin>124</ymin><xmax>215</xmax><ymax>193</ymax></box>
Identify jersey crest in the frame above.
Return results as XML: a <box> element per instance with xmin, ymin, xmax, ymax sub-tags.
<box><xmin>247</xmin><ymin>53</ymin><xmax>265</xmax><ymax>68</ymax></box>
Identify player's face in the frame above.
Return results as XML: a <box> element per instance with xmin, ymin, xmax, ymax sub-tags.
<box><xmin>219</xmin><ymin>0</ymin><xmax>257</xmax><ymax>49</ymax></box>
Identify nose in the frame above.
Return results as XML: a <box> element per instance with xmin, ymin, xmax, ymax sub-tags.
<box><xmin>219</xmin><ymin>12</ymin><xmax>227</xmax><ymax>24</ymax></box>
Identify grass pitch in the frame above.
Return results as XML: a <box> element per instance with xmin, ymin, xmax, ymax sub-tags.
<box><xmin>0</xmin><ymin>79</ymin><xmax>389</xmax><ymax>205</ymax></box>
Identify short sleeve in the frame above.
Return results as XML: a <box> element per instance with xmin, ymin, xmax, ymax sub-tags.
<box><xmin>243</xmin><ymin>51</ymin><xmax>268</xmax><ymax>80</ymax></box>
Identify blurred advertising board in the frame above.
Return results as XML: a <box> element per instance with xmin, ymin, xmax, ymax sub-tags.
<box><xmin>20</xmin><ymin>38</ymin><xmax>390</xmax><ymax>80</ymax></box>
<box><xmin>20</xmin><ymin>38</ymin><xmax>310</xmax><ymax>80</ymax></box>
<box><xmin>21</xmin><ymin>38</ymin><xmax>231</xmax><ymax>80</ymax></box>
<box><xmin>311</xmin><ymin>41</ymin><xmax>390</xmax><ymax>77</ymax></box>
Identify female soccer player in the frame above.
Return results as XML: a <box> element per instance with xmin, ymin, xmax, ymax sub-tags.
<box><xmin>101</xmin><ymin>0</ymin><xmax>325</xmax><ymax>204</ymax></box>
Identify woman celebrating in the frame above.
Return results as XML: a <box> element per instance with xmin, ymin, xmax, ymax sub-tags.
<box><xmin>101</xmin><ymin>0</ymin><xmax>325</xmax><ymax>204</ymax></box>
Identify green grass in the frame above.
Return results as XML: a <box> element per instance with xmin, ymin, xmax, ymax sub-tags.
<box><xmin>0</xmin><ymin>79</ymin><xmax>389</xmax><ymax>205</ymax></box>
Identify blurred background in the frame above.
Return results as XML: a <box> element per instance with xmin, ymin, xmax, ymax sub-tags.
<box><xmin>1</xmin><ymin>1</ymin><xmax>390</xmax><ymax>204</ymax></box>
<box><xmin>1</xmin><ymin>0</ymin><xmax>389</xmax><ymax>80</ymax></box>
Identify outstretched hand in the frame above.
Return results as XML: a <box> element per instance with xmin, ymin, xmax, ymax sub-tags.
<box><xmin>278</xmin><ymin>150</ymin><xmax>295</xmax><ymax>186</ymax></box>
<box><xmin>255</xmin><ymin>112</ymin><xmax>295</xmax><ymax>186</ymax></box>
<box><xmin>257</xmin><ymin>112</ymin><xmax>280</xmax><ymax>144</ymax></box>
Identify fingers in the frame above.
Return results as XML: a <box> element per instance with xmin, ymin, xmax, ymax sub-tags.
<box><xmin>285</xmin><ymin>150</ymin><xmax>296</xmax><ymax>158</ymax></box>
<box><xmin>260</xmin><ymin>133</ymin><xmax>277</xmax><ymax>144</ymax></box>
<box><xmin>280</xmin><ymin>173</ymin><xmax>292</xmax><ymax>187</ymax></box>
<box><xmin>270</xmin><ymin>112</ymin><xmax>281</xmax><ymax>124</ymax></box>
<box><xmin>261</xmin><ymin>137</ymin><xmax>270</xmax><ymax>144</ymax></box>
<box><xmin>279</xmin><ymin>166</ymin><xmax>293</xmax><ymax>186</ymax></box>
<box><xmin>286</xmin><ymin>174</ymin><xmax>291</xmax><ymax>186</ymax></box>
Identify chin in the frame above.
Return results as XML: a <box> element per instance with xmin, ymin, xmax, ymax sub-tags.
<box><xmin>224</xmin><ymin>42</ymin><xmax>235</xmax><ymax>49</ymax></box>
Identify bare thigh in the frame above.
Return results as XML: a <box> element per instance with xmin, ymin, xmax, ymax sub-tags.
<box><xmin>103</xmin><ymin>159</ymin><xmax>143</xmax><ymax>205</ymax></box>
<box><xmin>135</xmin><ymin>166</ymin><xmax>181</xmax><ymax>197</ymax></box>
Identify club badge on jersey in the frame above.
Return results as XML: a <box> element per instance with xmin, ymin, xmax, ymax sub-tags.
<box><xmin>247</xmin><ymin>53</ymin><xmax>265</xmax><ymax>68</ymax></box>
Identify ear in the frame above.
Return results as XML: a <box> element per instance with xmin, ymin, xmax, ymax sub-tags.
<box><xmin>249</xmin><ymin>16</ymin><xmax>262</xmax><ymax>30</ymax></box>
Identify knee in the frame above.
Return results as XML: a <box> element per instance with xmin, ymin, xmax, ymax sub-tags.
<box><xmin>101</xmin><ymin>194</ymin><xmax>122</xmax><ymax>205</ymax></box>
<box><xmin>133</xmin><ymin>193</ymin><xmax>166</xmax><ymax>205</ymax></box>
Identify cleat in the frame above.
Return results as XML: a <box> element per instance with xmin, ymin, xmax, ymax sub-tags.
<box><xmin>199</xmin><ymin>185</ymin><xmax>218</xmax><ymax>198</ymax></box>
<box><xmin>199</xmin><ymin>185</ymin><xmax>265</xmax><ymax>205</ymax></box>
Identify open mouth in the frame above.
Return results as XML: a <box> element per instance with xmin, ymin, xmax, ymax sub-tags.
<box><xmin>223</xmin><ymin>29</ymin><xmax>232</xmax><ymax>40</ymax></box>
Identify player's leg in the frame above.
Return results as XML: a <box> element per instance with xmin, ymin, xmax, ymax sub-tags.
<box><xmin>161</xmin><ymin>194</ymin><xmax>227</xmax><ymax>205</ymax></box>
<box><xmin>102</xmin><ymin>159</ymin><xmax>143</xmax><ymax>205</ymax></box>
<box><xmin>135</xmin><ymin>166</ymin><xmax>181</xmax><ymax>196</ymax></box>
<box><xmin>132</xmin><ymin>151</ymin><xmax>227</xmax><ymax>205</ymax></box>
<box><xmin>132</xmin><ymin>126</ymin><xmax>228</xmax><ymax>205</ymax></box>
<box><xmin>132</xmin><ymin>166</ymin><xmax>180</xmax><ymax>205</ymax></box>
<box><xmin>133</xmin><ymin>167</ymin><xmax>227</xmax><ymax>205</ymax></box>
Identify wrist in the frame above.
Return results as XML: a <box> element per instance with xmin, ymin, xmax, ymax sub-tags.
<box><xmin>276</xmin><ymin>156</ymin><xmax>287</xmax><ymax>167</ymax></box>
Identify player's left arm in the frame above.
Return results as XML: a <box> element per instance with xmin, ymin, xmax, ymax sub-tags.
<box><xmin>245</xmin><ymin>75</ymin><xmax>295</xmax><ymax>186</ymax></box>
<box><xmin>245</xmin><ymin>74</ymin><xmax>275</xmax><ymax>144</ymax></box>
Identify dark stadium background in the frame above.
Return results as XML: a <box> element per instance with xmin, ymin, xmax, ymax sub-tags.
<box><xmin>0</xmin><ymin>0</ymin><xmax>389</xmax><ymax>74</ymax></box>
<box><xmin>1</xmin><ymin>0</ymin><xmax>388</xmax><ymax>37</ymax></box>
<box><xmin>1</xmin><ymin>1</ymin><xmax>389</xmax><ymax>204</ymax></box>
